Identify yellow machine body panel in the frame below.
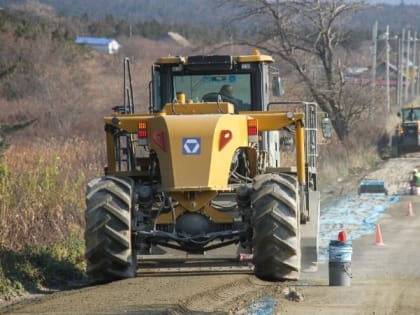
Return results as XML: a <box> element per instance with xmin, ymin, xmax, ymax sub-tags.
<box><xmin>147</xmin><ymin>113</ymin><xmax>249</xmax><ymax>191</ymax></box>
<box><xmin>104</xmin><ymin>104</ymin><xmax>307</xmax><ymax>187</ymax></box>
<box><xmin>162</xmin><ymin>102</ymin><xmax>235</xmax><ymax>115</ymax></box>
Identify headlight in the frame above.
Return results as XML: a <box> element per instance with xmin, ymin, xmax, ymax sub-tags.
<box><xmin>286</xmin><ymin>111</ymin><xmax>294</xmax><ymax>119</ymax></box>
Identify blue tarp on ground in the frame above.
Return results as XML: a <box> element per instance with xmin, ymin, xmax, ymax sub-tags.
<box><xmin>318</xmin><ymin>193</ymin><xmax>400</xmax><ymax>261</ymax></box>
<box><xmin>243</xmin><ymin>296</ymin><xmax>277</xmax><ymax>315</ymax></box>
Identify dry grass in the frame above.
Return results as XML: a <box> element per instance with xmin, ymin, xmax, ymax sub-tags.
<box><xmin>318</xmin><ymin>124</ymin><xmax>387</xmax><ymax>188</ymax></box>
<box><xmin>0</xmin><ymin>137</ymin><xmax>104</xmax><ymax>250</ymax></box>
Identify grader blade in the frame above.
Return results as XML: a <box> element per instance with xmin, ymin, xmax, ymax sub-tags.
<box><xmin>136</xmin><ymin>253</ymin><xmax>254</xmax><ymax>276</ymax></box>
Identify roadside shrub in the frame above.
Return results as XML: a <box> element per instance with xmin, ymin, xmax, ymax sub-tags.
<box><xmin>0</xmin><ymin>236</ymin><xmax>86</xmax><ymax>301</ymax></box>
<box><xmin>0</xmin><ymin>136</ymin><xmax>99</xmax><ymax>301</ymax></box>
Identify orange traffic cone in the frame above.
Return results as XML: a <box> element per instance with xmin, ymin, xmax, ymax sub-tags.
<box><xmin>375</xmin><ymin>223</ymin><xmax>385</xmax><ymax>246</ymax></box>
<box><xmin>407</xmin><ymin>201</ymin><xmax>414</xmax><ymax>216</ymax></box>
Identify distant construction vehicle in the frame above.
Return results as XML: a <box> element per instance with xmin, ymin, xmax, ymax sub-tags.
<box><xmin>84</xmin><ymin>50</ymin><xmax>331</xmax><ymax>283</ymax></box>
<box><xmin>391</xmin><ymin>106</ymin><xmax>420</xmax><ymax>157</ymax></box>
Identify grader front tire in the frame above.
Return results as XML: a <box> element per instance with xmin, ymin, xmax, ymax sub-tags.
<box><xmin>251</xmin><ymin>174</ymin><xmax>300</xmax><ymax>281</ymax></box>
<box><xmin>84</xmin><ymin>176</ymin><xmax>136</xmax><ymax>283</ymax></box>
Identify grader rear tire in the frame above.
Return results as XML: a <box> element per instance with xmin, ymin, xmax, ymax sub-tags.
<box><xmin>251</xmin><ymin>173</ymin><xmax>300</xmax><ymax>281</ymax></box>
<box><xmin>84</xmin><ymin>176</ymin><xmax>136</xmax><ymax>283</ymax></box>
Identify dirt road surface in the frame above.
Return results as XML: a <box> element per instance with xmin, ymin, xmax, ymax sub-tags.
<box><xmin>2</xmin><ymin>157</ymin><xmax>420</xmax><ymax>315</ymax></box>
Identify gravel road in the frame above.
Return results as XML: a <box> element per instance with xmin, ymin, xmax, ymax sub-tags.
<box><xmin>2</xmin><ymin>156</ymin><xmax>420</xmax><ymax>315</ymax></box>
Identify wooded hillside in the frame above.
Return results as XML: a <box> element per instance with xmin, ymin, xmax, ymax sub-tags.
<box><xmin>0</xmin><ymin>0</ymin><xmax>419</xmax><ymax>33</ymax></box>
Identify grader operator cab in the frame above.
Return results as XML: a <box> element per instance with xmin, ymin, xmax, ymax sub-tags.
<box><xmin>85</xmin><ymin>50</ymin><xmax>329</xmax><ymax>283</ymax></box>
<box><xmin>391</xmin><ymin>106</ymin><xmax>420</xmax><ymax>157</ymax></box>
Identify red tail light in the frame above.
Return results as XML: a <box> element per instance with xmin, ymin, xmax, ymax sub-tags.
<box><xmin>138</xmin><ymin>121</ymin><xmax>148</xmax><ymax>145</ymax></box>
<box><xmin>247</xmin><ymin>118</ymin><xmax>258</xmax><ymax>143</ymax></box>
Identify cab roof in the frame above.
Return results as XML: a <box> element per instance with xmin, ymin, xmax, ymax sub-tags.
<box><xmin>155</xmin><ymin>49</ymin><xmax>274</xmax><ymax>65</ymax></box>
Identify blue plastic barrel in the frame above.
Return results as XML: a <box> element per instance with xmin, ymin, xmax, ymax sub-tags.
<box><xmin>328</xmin><ymin>240</ymin><xmax>352</xmax><ymax>286</ymax></box>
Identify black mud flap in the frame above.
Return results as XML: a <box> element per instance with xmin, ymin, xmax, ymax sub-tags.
<box><xmin>300</xmin><ymin>190</ymin><xmax>320</xmax><ymax>272</ymax></box>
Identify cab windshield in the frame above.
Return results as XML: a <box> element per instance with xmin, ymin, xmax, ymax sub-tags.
<box><xmin>402</xmin><ymin>108</ymin><xmax>420</xmax><ymax>121</ymax></box>
<box><xmin>173</xmin><ymin>73</ymin><xmax>251</xmax><ymax>111</ymax></box>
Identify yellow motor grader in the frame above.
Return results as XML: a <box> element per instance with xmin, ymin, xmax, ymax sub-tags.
<box><xmin>84</xmin><ymin>50</ymin><xmax>330</xmax><ymax>283</ymax></box>
<box><xmin>391</xmin><ymin>106</ymin><xmax>420</xmax><ymax>157</ymax></box>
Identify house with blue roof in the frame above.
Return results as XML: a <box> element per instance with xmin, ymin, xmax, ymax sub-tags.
<box><xmin>75</xmin><ymin>37</ymin><xmax>121</xmax><ymax>54</ymax></box>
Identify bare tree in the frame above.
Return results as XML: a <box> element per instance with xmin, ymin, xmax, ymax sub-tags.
<box><xmin>222</xmin><ymin>0</ymin><xmax>366</xmax><ymax>140</ymax></box>
<box><xmin>0</xmin><ymin>119</ymin><xmax>37</xmax><ymax>156</ymax></box>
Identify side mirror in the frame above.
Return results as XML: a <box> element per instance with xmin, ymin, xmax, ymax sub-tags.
<box><xmin>397</xmin><ymin>112</ymin><xmax>401</xmax><ymax>118</ymax></box>
<box><xmin>272</xmin><ymin>75</ymin><xmax>284</xmax><ymax>97</ymax></box>
<box><xmin>321</xmin><ymin>116</ymin><xmax>332</xmax><ymax>139</ymax></box>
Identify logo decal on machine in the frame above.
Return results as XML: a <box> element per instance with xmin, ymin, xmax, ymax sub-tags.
<box><xmin>183</xmin><ymin>138</ymin><xmax>201</xmax><ymax>155</ymax></box>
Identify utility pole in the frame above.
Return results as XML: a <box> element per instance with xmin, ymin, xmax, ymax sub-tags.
<box><xmin>370</xmin><ymin>20</ymin><xmax>378</xmax><ymax>120</ymax></box>
<box><xmin>398</xmin><ymin>28</ymin><xmax>405</xmax><ymax>110</ymax></box>
<box><xmin>405</xmin><ymin>30</ymin><xmax>411</xmax><ymax>103</ymax></box>
<box><xmin>397</xmin><ymin>34</ymin><xmax>401</xmax><ymax>110</ymax></box>
<box><xmin>411</xmin><ymin>32</ymin><xmax>417</xmax><ymax>99</ymax></box>
<box><xmin>417</xmin><ymin>54</ymin><xmax>420</xmax><ymax>97</ymax></box>
<box><xmin>386</xmin><ymin>25</ymin><xmax>390</xmax><ymax>114</ymax></box>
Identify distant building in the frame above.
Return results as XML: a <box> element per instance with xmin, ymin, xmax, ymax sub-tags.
<box><xmin>344</xmin><ymin>66</ymin><xmax>369</xmax><ymax>81</ymax></box>
<box><xmin>375</xmin><ymin>62</ymin><xmax>399</xmax><ymax>87</ymax></box>
<box><xmin>75</xmin><ymin>37</ymin><xmax>121</xmax><ymax>54</ymax></box>
<box><xmin>344</xmin><ymin>62</ymin><xmax>416</xmax><ymax>88</ymax></box>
